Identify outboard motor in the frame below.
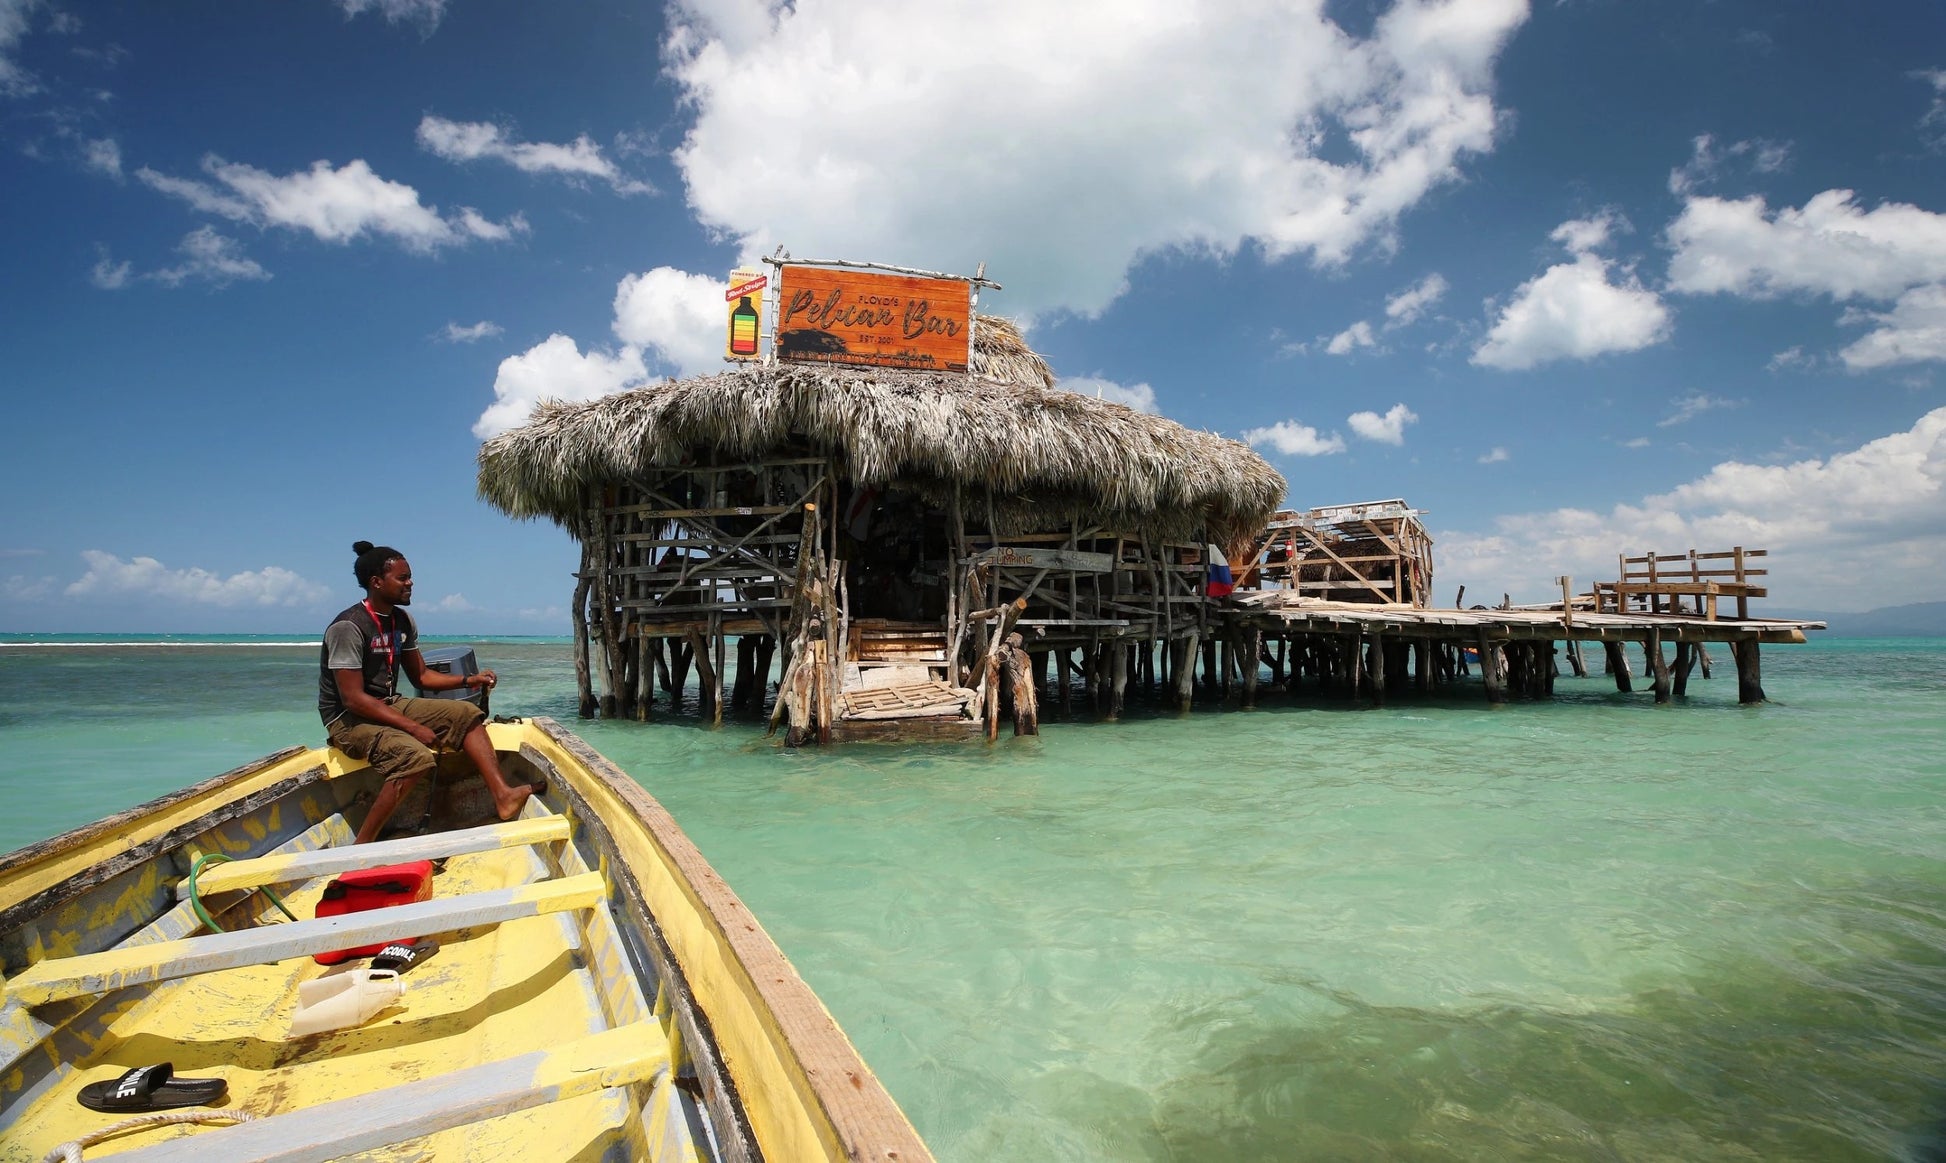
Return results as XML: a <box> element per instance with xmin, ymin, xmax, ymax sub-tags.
<box><xmin>418</xmin><ymin>645</ymin><xmax>489</xmax><ymax>713</ymax></box>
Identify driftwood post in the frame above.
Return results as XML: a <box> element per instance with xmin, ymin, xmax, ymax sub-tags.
<box><xmin>632</xmin><ymin>637</ymin><xmax>653</xmax><ymax>721</ymax></box>
<box><xmin>669</xmin><ymin>640</ymin><xmax>692</xmax><ymax>709</ymax></box>
<box><xmin>730</xmin><ymin>635</ymin><xmax>756</xmax><ymax>709</ymax></box>
<box><xmin>686</xmin><ymin>629</ymin><xmax>719</xmax><ymax>721</ymax></box>
<box><xmin>1368</xmin><ymin>632</ymin><xmax>1386</xmax><ymax>706</ymax></box>
<box><xmin>1603</xmin><ymin>641</ymin><xmax>1632</xmax><ymax>693</ymax></box>
<box><xmin>1003</xmin><ymin>634</ymin><xmax>1038</xmax><ymax>735</ymax></box>
<box><xmin>1672</xmin><ymin>640</ymin><xmax>1694</xmax><ymax>698</ymax></box>
<box><xmin>752</xmin><ymin>635</ymin><xmax>776</xmax><ymax>710</ymax></box>
<box><xmin>1478</xmin><ymin>630</ymin><xmax>1506</xmax><ymax>704</ymax></box>
<box><xmin>1241</xmin><ymin>627</ymin><xmax>1261</xmax><ymax>709</ymax></box>
<box><xmin>1647</xmin><ymin>630</ymin><xmax>1671</xmax><ymax>704</ymax></box>
<box><xmin>571</xmin><ymin>542</ymin><xmax>596</xmax><ymax>718</ymax></box>
<box><xmin>1733</xmin><ymin>639</ymin><xmax>1766</xmax><ymax>703</ymax></box>
<box><xmin>1175</xmin><ymin>631</ymin><xmax>1198</xmax><ymax>711</ymax></box>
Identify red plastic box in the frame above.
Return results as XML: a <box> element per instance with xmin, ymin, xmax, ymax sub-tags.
<box><xmin>312</xmin><ymin>860</ymin><xmax>434</xmax><ymax>965</ymax></box>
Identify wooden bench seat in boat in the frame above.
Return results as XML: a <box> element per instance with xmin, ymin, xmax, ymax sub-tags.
<box><xmin>5</xmin><ymin>871</ymin><xmax>605</xmax><ymax>1006</ymax></box>
<box><xmin>173</xmin><ymin>816</ymin><xmax>570</xmax><ymax>897</ymax></box>
<box><xmin>115</xmin><ymin>1021</ymin><xmax>672</xmax><ymax>1162</ymax></box>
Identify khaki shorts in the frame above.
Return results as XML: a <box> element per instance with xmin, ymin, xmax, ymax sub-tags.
<box><xmin>326</xmin><ymin>697</ymin><xmax>485</xmax><ymax>784</ymax></box>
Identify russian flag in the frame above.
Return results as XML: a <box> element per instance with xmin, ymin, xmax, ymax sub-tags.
<box><xmin>1205</xmin><ymin>544</ymin><xmax>1234</xmax><ymax>598</ymax></box>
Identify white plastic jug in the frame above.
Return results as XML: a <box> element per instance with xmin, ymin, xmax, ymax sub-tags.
<box><xmin>289</xmin><ymin>968</ymin><xmax>405</xmax><ymax>1037</ymax></box>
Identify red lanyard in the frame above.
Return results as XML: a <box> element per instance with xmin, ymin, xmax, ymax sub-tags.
<box><xmin>363</xmin><ymin>600</ymin><xmax>397</xmax><ymax>678</ymax></box>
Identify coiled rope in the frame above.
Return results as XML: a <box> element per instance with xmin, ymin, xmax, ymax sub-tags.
<box><xmin>40</xmin><ymin>1109</ymin><xmax>259</xmax><ymax>1162</ymax></box>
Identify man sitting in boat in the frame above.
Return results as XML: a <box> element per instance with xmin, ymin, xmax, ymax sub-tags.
<box><xmin>320</xmin><ymin>541</ymin><xmax>532</xmax><ymax>842</ymax></box>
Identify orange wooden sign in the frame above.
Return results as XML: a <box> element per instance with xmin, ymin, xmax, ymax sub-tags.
<box><xmin>774</xmin><ymin>266</ymin><xmax>972</xmax><ymax>373</ymax></box>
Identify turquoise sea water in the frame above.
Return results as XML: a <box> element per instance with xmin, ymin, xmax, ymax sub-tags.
<box><xmin>2</xmin><ymin>635</ymin><xmax>1943</xmax><ymax>1160</ymax></box>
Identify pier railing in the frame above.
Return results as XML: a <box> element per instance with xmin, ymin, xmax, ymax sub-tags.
<box><xmin>1593</xmin><ymin>547</ymin><xmax>1767</xmax><ymax>620</ymax></box>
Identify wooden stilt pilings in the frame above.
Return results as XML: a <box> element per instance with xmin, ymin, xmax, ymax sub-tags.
<box><xmin>1604</xmin><ymin>641</ymin><xmax>1633</xmax><ymax>693</ymax></box>
<box><xmin>1733</xmin><ymin>639</ymin><xmax>1766</xmax><ymax>704</ymax></box>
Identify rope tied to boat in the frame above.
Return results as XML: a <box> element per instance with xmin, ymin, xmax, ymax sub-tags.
<box><xmin>186</xmin><ymin>851</ymin><xmax>297</xmax><ymax>932</ymax></box>
<box><xmin>39</xmin><ymin>1108</ymin><xmax>260</xmax><ymax>1162</ymax></box>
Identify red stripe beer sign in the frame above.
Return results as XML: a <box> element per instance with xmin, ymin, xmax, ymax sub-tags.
<box><xmin>775</xmin><ymin>265</ymin><xmax>971</xmax><ymax>373</ymax></box>
<box><xmin>724</xmin><ymin>267</ymin><xmax>766</xmax><ymax>361</ymax></box>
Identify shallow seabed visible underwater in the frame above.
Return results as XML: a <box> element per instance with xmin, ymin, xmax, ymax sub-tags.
<box><xmin>2</xmin><ymin>635</ymin><xmax>1943</xmax><ymax>1160</ymax></box>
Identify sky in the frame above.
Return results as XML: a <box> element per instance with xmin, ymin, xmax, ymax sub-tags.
<box><xmin>2</xmin><ymin>0</ymin><xmax>1943</xmax><ymax>634</ymax></box>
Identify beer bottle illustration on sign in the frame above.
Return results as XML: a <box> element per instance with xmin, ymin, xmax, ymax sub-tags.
<box><xmin>729</xmin><ymin>295</ymin><xmax>759</xmax><ymax>356</ymax></box>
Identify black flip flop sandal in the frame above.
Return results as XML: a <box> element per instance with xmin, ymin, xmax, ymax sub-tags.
<box><xmin>370</xmin><ymin>938</ymin><xmax>440</xmax><ymax>974</ymax></box>
<box><xmin>78</xmin><ymin>1063</ymin><xmax>226</xmax><ymax>1112</ymax></box>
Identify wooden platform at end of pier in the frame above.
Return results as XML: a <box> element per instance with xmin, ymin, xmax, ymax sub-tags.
<box><xmin>1217</xmin><ymin>592</ymin><xmax>1824</xmax><ymax>706</ymax></box>
<box><xmin>1228</xmin><ymin>593</ymin><xmax>1823</xmax><ymax>645</ymax></box>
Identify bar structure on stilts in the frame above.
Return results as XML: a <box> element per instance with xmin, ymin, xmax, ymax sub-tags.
<box><xmin>477</xmin><ymin>257</ymin><xmax>1821</xmax><ymax>744</ymax></box>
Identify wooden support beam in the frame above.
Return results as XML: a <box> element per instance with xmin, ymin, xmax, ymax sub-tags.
<box><xmin>1175</xmin><ymin>631</ymin><xmax>1198</xmax><ymax>711</ymax></box>
<box><xmin>1672</xmin><ymin>640</ymin><xmax>1694</xmax><ymax>698</ymax></box>
<box><xmin>1478</xmin><ymin>630</ymin><xmax>1506</xmax><ymax>704</ymax></box>
<box><xmin>1648</xmin><ymin>629</ymin><xmax>1671</xmax><ymax>704</ymax></box>
<box><xmin>1734</xmin><ymin>638</ymin><xmax>1766</xmax><ymax>703</ymax></box>
<box><xmin>1603</xmin><ymin>640</ymin><xmax>1632</xmax><ymax>693</ymax></box>
<box><xmin>1368</xmin><ymin>632</ymin><xmax>1385</xmax><ymax>706</ymax></box>
<box><xmin>1241</xmin><ymin>627</ymin><xmax>1261</xmax><ymax>709</ymax></box>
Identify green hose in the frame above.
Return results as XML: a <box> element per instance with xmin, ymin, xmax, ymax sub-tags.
<box><xmin>186</xmin><ymin>852</ymin><xmax>298</xmax><ymax>933</ymax></box>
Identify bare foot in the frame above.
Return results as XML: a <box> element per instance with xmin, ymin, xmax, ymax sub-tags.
<box><xmin>492</xmin><ymin>783</ymin><xmax>533</xmax><ymax>821</ymax></box>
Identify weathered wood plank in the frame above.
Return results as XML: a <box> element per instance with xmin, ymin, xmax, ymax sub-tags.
<box><xmin>118</xmin><ymin>1022</ymin><xmax>672</xmax><ymax>1163</ymax></box>
<box><xmin>174</xmin><ymin>817</ymin><xmax>571</xmax><ymax>898</ymax></box>
<box><xmin>972</xmin><ymin>546</ymin><xmax>1115</xmax><ymax>573</ymax></box>
<box><xmin>8</xmin><ymin>872</ymin><xmax>607</xmax><ymax>1006</ymax></box>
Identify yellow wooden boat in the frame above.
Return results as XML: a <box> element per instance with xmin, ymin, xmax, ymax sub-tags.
<box><xmin>0</xmin><ymin>717</ymin><xmax>931</xmax><ymax>1161</ymax></box>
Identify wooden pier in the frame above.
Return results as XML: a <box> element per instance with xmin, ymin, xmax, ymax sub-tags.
<box><xmin>1219</xmin><ymin>591</ymin><xmax>1821</xmax><ymax>707</ymax></box>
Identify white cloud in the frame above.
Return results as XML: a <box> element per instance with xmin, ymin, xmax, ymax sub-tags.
<box><xmin>0</xmin><ymin>0</ymin><xmax>41</xmax><ymax>97</ymax></box>
<box><xmin>3</xmin><ymin>574</ymin><xmax>55</xmax><ymax>600</ymax></box>
<box><xmin>1478</xmin><ymin>446</ymin><xmax>1509</xmax><ymax>464</ymax></box>
<box><xmin>1473</xmin><ymin>214</ymin><xmax>1671</xmax><ymax>370</ymax></box>
<box><xmin>1325</xmin><ymin>320</ymin><xmax>1376</xmax><ymax>356</ymax></box>
<box><xmin>82</xmin><ymin>136</ymin><xmax>121</xmax><ymax>178</ymax></box>
<box><xmin>94</xmin><ymin>228</ymin><xmax>271</xmax><ymax>289</ymax></box>
<box><xmin>1838</xmin><ymin>283</ymin><xmax>1946</xmax><ymax>370</ymax></box>
<box><xmin>1665</xmin><ymin>190</ymin><xmax>1946</xmax><ymax>302</ymax></box>
<box><xmin>1348</xmin><ymin>402</ymin><xmax>1418</xmax><ymax>444</ymax></box>
<box><xmin>90</xmin><ymin>249</ymin><xmax>130</xmax><ymax>289</ymax></box>
<box><xmin>474</xmin><ymin>334</ymin><xmax>651</xmax><ymax>439</ymax></box>
<box><xmin>441</xmin><ymin>320</ymin><xmax>503</xmax><ymax>343</ymax></box>
<box><xmin>149</xmin><ymin>227</ymin><xmax>270</xmax><ymax>287</ymax></box>
<box><xmin>1667</xmin><ymin>132</ymin><xmax>1791</xmax><ymax>196</ymax></box>
<box><xmin>1057</xmin><ymin>376</ymin><xmax>1159</xmax><ymax>413</ymax></box>
<box><xmin>1666</xmin><ymin>187</ymin><xmax>1946</xmax><ymax>371</ymax></box>
<box><xmin>473</xmin><ymin>266</ymin><xmax>726</xmax><ymax>438</ymax></box>
<box><xmin>1767</xmin><ymin>345</ymin><xmax>1814</xmax><ymax>372</ymax></box>
<box><xmin>1438</xmin><ymin>408</ymin><xmax>1946</xmax><ymax>608</ymax></box>
<box><xmin>429</xmin><ymin>593</ymin><xmax>476</xmax><ymax>613</ymax></box>
<box><xmin>1622</xmin><ymin>436</ymin><xmax>1651</xmax><ymax>449</ymax></box>
<box><xmin>1656</xmin><ymin>392</ymin><xmax>1738</xmax><ymax>428</ymax></box>
<box><xmin>1321</xmin><ymin>273</ymin><xmax>1446</xmax><ymax>358</ymax></box>
<box><xmin>1244</xmin><ymin>420</ymin><xmax>1346</xmax><ymax>457</ymax></box>
<box><xmin>138</xmin><ymin>155</ymin><xmax>524</xmax><ymax>252</ymax></box>
<box><xmin>64</xmin><ymin>550</ymin><xmax>330</xmax><ymax>608</ymax></box>
<box><xmin>417</xmin><ymin>116</ymin><xmax>653</xmax><ymax>194</ymax></box>
<box><xmin>665</xmin><ymin>0</ymin><xmax>1528</xmax><ymax>319</ymax></box>
<box><xmin>611</xmin><ymin>267</ymin><xmax>724</xmax><ymax>377</ymax></box>
<box><xmin>338</xmin><ymin>0</ymin><xmax>446</xmax><ymax>31</ymax></box>
<box><xmin>1384</xmin><ymin>272</ymin><xmax>1448</xmax><ymax>324</ymax></box>
<box><xmin>1916</xmin><ymin>68</ymin><xmax>1946</xmax><ymax>149</ymax></box>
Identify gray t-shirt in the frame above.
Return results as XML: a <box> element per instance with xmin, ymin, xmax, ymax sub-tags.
<box><xmin>317</xmin><ymin>602</ymin><xmax>417</xmax><ymax>726</ymax></box>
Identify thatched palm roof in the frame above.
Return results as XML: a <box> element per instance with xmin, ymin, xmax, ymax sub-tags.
<box><xmin>477</xmin><ymin>316</ymin><xmax>1286</xmax><ymax>544</ymax></box>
